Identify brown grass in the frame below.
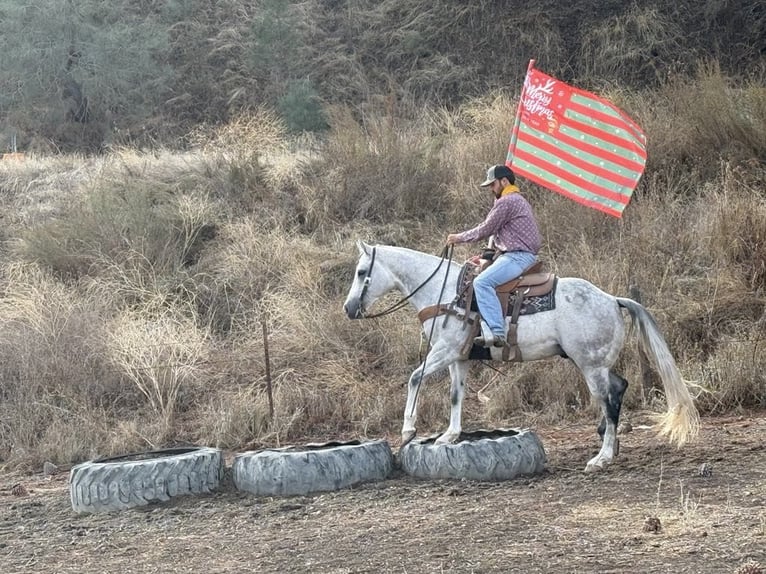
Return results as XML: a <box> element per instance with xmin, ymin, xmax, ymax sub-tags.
<box><xmin>0</xmin><ymin>66</ymin><xmax>764</xmax><ymax>468</ymax></box>
<box><xmin>578</xmin><ymin>5</ymin><xmax>684</xmax><ymax>87</ymax></box>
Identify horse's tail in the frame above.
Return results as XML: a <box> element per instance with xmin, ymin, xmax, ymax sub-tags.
<box><xmin>616</xmin><ymin>297</ymin><xmax>700</xmax><ymax>446</ymax></box>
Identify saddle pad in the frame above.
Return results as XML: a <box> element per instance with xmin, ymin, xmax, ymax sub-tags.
<box><xmin>504</xmin><ymin>278</ymin><xmax>557</xmax><ymax>316</ymax></box>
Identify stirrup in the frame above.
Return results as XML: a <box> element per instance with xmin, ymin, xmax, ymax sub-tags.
<box><xmin>474</xmin><ymin>335</ymin><xmax>507</xmax><ymax>348</ymax></box>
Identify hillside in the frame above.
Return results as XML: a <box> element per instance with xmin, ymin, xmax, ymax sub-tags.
<box><xmin>0</xmin><ymin>0</ymin><xmax>763</xmax><ymax>469</ymax></box>
<box><xmin>0</xmin><ymin>0</ymin><xmax>764</xmax><ymax>151</ymax></box>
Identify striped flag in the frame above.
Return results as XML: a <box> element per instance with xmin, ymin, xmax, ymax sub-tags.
<box><xmin>507</xmin><ymin>61</ymin><xmax>647</xmax><ymax>218</ymax></box>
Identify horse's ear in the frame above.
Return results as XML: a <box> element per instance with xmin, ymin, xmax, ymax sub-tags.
<box><xmin>356</xmin><ymin>240</ymin><xmax>371</xmax><ymax>256</ymax></box>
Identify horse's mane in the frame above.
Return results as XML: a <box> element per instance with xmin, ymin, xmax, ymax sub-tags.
<box><xmin>375</xmin><ymin>244</ymin><xmax>454</xmax><ymax>264</ymax></box>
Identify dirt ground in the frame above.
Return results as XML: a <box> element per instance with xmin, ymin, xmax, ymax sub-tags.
<box><xmin>1</xmin><ymin>412</ymin><xmax>764</xmax><ymax>574</ymax></box>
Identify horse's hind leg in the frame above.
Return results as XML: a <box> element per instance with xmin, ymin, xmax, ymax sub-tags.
<box><xmin>582</xmin><ymin>367</ymin><xmax>623</xmax><ymax>472</ymax></box>
<box><xmin>597</xmin><ymin>372</ymin><xmax>628</xmax><ymax>456</ymax></box>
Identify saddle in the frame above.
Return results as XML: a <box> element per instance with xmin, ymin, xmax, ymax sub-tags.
<box><xmin>494</xmin><ymin>261</ymin><xmax>553</xmax><ymax>295</ymax></box>
<box><xmin>469</xmin><ymin>261</ymin><xmax>555</xmax><ymax>361</ymax></box>
<box><xmin>417</xmin><ymin>259</ymin><xmax>557</xmax><ymax>362</ymax></box>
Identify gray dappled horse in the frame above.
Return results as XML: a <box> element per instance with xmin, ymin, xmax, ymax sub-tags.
<box><xmin>343</xmin><ymin>241</ymin><xmax>699</xmax><ymax>472</ymax></box>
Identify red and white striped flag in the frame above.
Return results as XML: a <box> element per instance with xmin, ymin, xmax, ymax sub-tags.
<box><xmin>507</xmin><ymin>61</ymin><xmax>647</xmax><ymax>218</ymax></box>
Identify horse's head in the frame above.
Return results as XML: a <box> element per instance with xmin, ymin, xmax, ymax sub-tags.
<box><xmin>343</xmin><ymin>241</ymin><xmax>396</xmax><ymax>319</ymax></box>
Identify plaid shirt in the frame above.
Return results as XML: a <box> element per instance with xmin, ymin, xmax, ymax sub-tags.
<box><xmin>455</xmin><ymin>191</ymin><xmax>541</xmax><ymax>254</ymax></box>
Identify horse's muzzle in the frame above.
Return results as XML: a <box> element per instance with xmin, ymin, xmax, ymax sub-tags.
<box><xmin>343</xmin><ymin>301</ymin><xmax>364</xmax><ymax>319</ymax></box>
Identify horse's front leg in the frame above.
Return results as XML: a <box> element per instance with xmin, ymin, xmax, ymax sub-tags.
<box><xmin>401</xmin><ymin>345</ymin><xmax>461</xmax><ymax>446</ymax></box>
<box><xmin>401</xmin><ymin>366</ymin><xmax>421</xmax><ymax>446</ymax></box>
<box><xmin>435</xmin><ymin>360</ymin><xmax>469</xmax><ymax>444</ymax></box>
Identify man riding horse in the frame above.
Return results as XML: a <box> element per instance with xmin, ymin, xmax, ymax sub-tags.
<box><xmin>446</xmin><ymin>165</ymin><xmax>542</xmax><ymax>349</ymax></box>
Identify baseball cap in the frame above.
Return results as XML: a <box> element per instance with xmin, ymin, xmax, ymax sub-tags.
<box><xmin>480</xmin><ymin>165</ymin><xmax>515</xmax><ymax>187</ymax></box>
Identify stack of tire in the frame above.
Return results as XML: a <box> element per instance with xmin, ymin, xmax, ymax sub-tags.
<box><xmin>69</xmin><ymin>429</ymin><xmax>545</xmax><ymax>514</ymax></box>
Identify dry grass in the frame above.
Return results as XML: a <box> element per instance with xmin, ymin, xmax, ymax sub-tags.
<box><xmin>0</xmin><ymin>69</ymin><xmax>764</xmax><ymax>468</ymax></box>
<box><xmin>296</xmin><ymin>106</ymin><xmax>452</xmax><ymax>230</ymax></box>
<box><xmin>634</xmin><ymin>62</ymin><xmax>766</xmax><ymax>178</ymax></box>
<box><xmin>0</xmin><ymin>263</ymin><xmax>125</xmax><ymax>465</ymax></box>
<box><xmin>578</xmin><ymin>4</ymin><xmax>684</xmax><ymax>87</ymax></box>
<box><xmin>106</xmin><ymin>307</ymin><xmax>210</xmax><ymax>431</ymax></box>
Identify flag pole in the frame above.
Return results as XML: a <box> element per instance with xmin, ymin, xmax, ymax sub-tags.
<box><xmin>506</xmin><ymin>58</ymin><xmax>535</xmax><ymax>167</ymax></box>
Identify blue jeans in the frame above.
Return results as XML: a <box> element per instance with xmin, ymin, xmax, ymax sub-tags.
<box><xmin>473</xmin><ymin>251</ymin><xmax>537</xmax><ymax>337</ymax></box>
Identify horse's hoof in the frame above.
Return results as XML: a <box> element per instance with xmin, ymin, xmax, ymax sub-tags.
<box><xmin>435</xmin><ymin>431</ymin><xmax>460</xmax><ymax>445</ymax></box>
<box><xmin>401</xmin><ymin>431</ymin><xmax>416</xmax><ymax>447</ymax></box>
<box><xmin>584</xmin><ymin>458</ymin><xmax>610</xmax><ymax>473</ymax></box>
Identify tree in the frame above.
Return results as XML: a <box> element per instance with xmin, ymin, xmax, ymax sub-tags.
<box><xmin>0</xmin><ymin>0</ymin><xmax>172</xmax><ymax>150</ymax></box>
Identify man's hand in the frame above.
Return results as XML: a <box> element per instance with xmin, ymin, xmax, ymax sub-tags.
<box><xmin>446</xmin><ymin>233</ymin><xmax>461</xmax><ymax>245</ymax></box>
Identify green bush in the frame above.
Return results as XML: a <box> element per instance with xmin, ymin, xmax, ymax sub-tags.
<box><xmin>278</xmin><ymin>79</ymin><xmax>329</xmax><ymax>134</ymax></box>
<box><xmin>0</xmin><ymin>0</ymin><xmax>172</xmax><ymax>151</ymax></box>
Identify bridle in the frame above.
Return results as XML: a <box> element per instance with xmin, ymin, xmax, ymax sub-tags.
<box><xmin>357</xmin><ymin>244</ymin><xmax>454</xmax><ymax>319</ymax></box>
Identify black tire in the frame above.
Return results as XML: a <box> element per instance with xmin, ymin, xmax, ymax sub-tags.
<box><xmin>69</xmin><ymin>447</ymin><xmax>224</xmax><ymax>514</ymax></box>
<box><xmin>399</xmin><ymin>428</ymin><xmax>546</xmax><ymax>481</ymax></box>
<box><xmin>233</xmin><ymin>439</ymin><xmax>393</xmax><ymax>497</ymax></box>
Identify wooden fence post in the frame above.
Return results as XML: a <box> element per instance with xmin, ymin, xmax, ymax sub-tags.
<box><xmin>262</xmin><ymin>315</ymin><xmax>274</xmax><ymax>420</ymax></box>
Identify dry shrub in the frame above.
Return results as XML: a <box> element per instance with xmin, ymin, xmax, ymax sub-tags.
<box><xmin>579</xmin><ymin>5</ymin><xmax>684</xmax><ymax>86</ymax></box>
<box><xmin>665</xmin><ymin>164</ymin><xmax>766</xmax><ymax>356</ymax></box>
<box><xmin>103</xmin><ymin>148</ymin><xmax>219</xmax><ymax>190</ymax></box>
<box><xmin>258</xmin><ymin>286</ymin><xmax>383</xmax><ymax>374</ymax></box>
<box><xmin>76</xmin><ymin>193</ymin><xmax>219</xmax><ymax>316</ymax></box>
<box><xmin>192</xmin><ymin>221</ymin><xmax>334</xmax><ymax>333</ymax></box>
<box><xmin>106</xmin><ymin>307</ymin><xmax>210</xmax><ymax>432</ymax></box>
<box><xmin>197</xmin><ymin>319</ymin><xmax>411</xmax><ymax>445</ymax></box>
<box><xmin>264</xmin><ymin>361</ymin><xmax>403</xmax><ymax>443</ymax></box>
<box><xmin>665</xmin><ymin>260</ymin><xmax>758</xmax><ymax>353</ymax></box>
<box><xmin>17</xmin><ymin>175</ymin><xmax>215</xmax><ymax>286</ymax></box>
<box><xmin>678</xmin><ymin>63</ymin><xmax>766</xmax><ymax>166</ymax></box>
<box><xmin>187</xmin><ymin>109</ymin><xmax>287</xmax><ymax>158</ymax></box>
<box><xmin>300</xmin><ymin>0</ymin><xmax>566</xmax><ymax>107</ymax></box>
<box><xmin>0</xmin><ymin>154</ymin><xmax>96</xmax><ymax>228</ymax></box>
<box><xmin>0</xmin><ymin>263</ymin><xmax>125</xmax><ymax>466</ymax></box>
<box><xmin>688</xmin><ymin>334</ymin><xmax>766</xmax><ymax>412</ymax></box>
<box><xmin>703</xmin><ymin>163</ymin><xmax>766</xmax><ymax>290</ymax></box>
<box><xmin>29</xmin><ymin>414</ymin><xmax>112</xmax><ymax>467</ymax></box>
<box><xmin>0</xmin><ymin>399</ymin><xmax>118</xmax><ymax>469</ymax></box>
<box><xmin>480</xmin><ymin>361</ymin><xmax>596</xmax><ymax>426</ymax></box>
<box><xmin>297</xmin><ymin>106</ymin><xmax>451</xmax><ymax>229</ymax></box>
<box><xmin>195</xmin><ymin>386</ymin><xmax>273</xmax><ymax>449</ymax></box>
<box><xmin>637</xmin><ymin>63</ymin><xmax>766</xmax><ymax>177</ymax></box>
<box><xmin>185</xmin><ymin>111</ymin><xmax>301</xmax><ymax>214</ymax></box>
<box><xmin>103</xmin><ymin>418</ymin><xmax>179</xmax><ymax>455</ymax></box>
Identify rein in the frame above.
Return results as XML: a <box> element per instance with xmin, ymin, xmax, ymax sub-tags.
<box><xmin>360</xmin><ymin>244</ymin><xmax>454</xmax><ymax>319</ymax></box>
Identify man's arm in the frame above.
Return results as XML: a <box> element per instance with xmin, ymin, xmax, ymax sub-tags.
<box><xmin>446</xmin><ymin>201</ymin><xmax>509</xmax><ymax>245</ymax></box>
